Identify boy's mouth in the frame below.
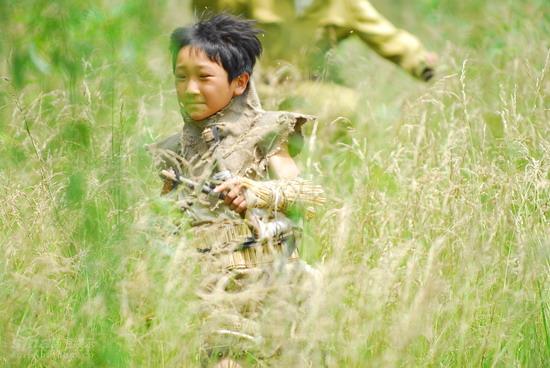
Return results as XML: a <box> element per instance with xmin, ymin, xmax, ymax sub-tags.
<box><xmin>180</xmin><ymin>100</ymin><xmax>205</xmax><ymax>112</ymax></box>
<box><xmin>180</xmin><ymin>97</ymin><xmax>205</xmax><ymax>104</ymax></box>
<box><xmin>185</xmin><ymin>103</ymin><xmax>205</xmax><ymax>113</ymax></box>
<box><xmin>183</xmin><ymin>100</ymin><xmax>205</xmax><ymax>107</ymax></box>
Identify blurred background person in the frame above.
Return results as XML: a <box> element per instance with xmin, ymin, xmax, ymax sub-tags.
<box><xmin>191</xmin><ymin>0</ymin><xmax>438</xmax><ymax>122</ymax></box>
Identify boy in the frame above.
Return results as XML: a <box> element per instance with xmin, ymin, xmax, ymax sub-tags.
<box><xmin>149</xmin><ymin>14</ymin><xmax>324</xmax><ymax>367</ymax></box>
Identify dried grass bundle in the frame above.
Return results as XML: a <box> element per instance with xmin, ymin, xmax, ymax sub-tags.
<box><xmin>239</xmin><ymin>177</ymin><xmax>326</xmax><ymax>212</ymax></box>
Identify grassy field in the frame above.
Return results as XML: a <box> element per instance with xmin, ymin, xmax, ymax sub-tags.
<box><xmin>1</xmin><ymin>0</ymin><xmax>549</xmax><ymax>366</ymax></box>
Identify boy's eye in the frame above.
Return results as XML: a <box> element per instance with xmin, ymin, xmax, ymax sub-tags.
<box><xmin>199</xmin><ymin>75</ymin><xmax>212</xmax><ymax>80</ymax></box>
<box><xmin>175</xmin><ymin>75</ymin><xmax>187</xmax><ymax>80</ymax></box>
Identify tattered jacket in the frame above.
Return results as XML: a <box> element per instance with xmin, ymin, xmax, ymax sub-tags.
<box><xmin>148</xmin><ymin>83</ymin><xmax>314</xmax><ymax>268</ymax></box>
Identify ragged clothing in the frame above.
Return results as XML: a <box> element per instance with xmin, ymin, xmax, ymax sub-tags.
<box><xmin>148</xmin><ymin>81</ymin><xmax>315</xmax><ymax>269</ymax></box>
<box><xmin>192</xmin><ymin>0</ymin><xmax>432</xmax><ymax>79</ymax></box>
<box><xmin>149</xmin><ymin>81</ymin><xmax>326</xmax><ymax>363</ymax></box>
<box><xmin>149</xmin><ymin>82</ymin><xmax>323</xmax><ymax>362</ymax></box>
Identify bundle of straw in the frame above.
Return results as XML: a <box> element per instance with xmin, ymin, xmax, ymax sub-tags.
<box><xmin>239</xmin><ymin>177</ymin><xmax>326</xmax><ymax>212</ymax></box>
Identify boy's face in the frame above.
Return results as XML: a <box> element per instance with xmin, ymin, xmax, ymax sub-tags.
<box><xmin>174</xmin><ymin>46</ymin><xmax>248</xmax><ymax>121</ymax></box>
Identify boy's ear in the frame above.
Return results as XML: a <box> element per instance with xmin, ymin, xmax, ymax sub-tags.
<box><xmin>232</xmin><ymin>73</ymin><xmax>250</xmax><ymax>96</ymax></box>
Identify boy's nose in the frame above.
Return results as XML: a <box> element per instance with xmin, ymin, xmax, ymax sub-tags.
<box><xmin>186</xmin><ymin>79</ymin><xmax>200</xmax><ymax>94</ymax></box>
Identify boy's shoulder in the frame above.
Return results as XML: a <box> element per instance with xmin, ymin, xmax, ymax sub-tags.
<box><xmin>149</xmin><ymin>131</ymin><xmax>181</xmax><ymax>152</ymax></box>
<box><xmin>146</xmin><ymin>131</ymin><xmax>183</xmax><ymax>173</ymax></box>
<box><xmin>242</xmin><ymin>83</ymin><xmax>316</xmax><ymax>156</ymax></box>
<box><xmin>146</xmin><ymin>108</ymin><xmax>316</xmax><ymax>162</ymax></box>
<box><xmin>254</xmin><ymin>110</ymin><xmax>315</xmax><ymax>157</ymax></box>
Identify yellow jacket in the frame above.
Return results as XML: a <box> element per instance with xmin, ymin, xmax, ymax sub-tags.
<box><xmin>192</xmin><ymin>0</ymin><xmax>433</xmax><ymax>80</ymax></box>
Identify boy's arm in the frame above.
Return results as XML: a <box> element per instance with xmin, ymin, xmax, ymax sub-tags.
<box><xmin>213</xmin><ymin>144</ymin><xmax>298</xmax><ymax>214</ymax></box>
<box><xmin>267</xmin><ymin>143</ymin><xmax>300</xmax><ymax>180</ymax></box>
<box><xmin>214</xmin><ymin>144</ymin><xmax>324</xmax><ymax>214</ymax></box>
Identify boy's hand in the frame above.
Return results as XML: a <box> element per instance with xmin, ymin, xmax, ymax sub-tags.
<box><xmin>214</xmin><ymin>177</ymin><xmax>248</xmax><ymax>214</ymax></box>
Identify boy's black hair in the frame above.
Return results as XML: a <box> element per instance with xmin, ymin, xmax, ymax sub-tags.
<box><xmin>170</xmin><ymin>13</ymin><xmax>262</xmax><ymax>81</ymax></box>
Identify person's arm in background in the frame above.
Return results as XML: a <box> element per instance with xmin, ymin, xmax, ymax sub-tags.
<box><xmin>311</xmin><ymin>0</ymin><xmax>437</xmax><ymax>81</ymax></box>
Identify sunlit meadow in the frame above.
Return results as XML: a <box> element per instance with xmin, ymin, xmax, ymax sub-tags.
<box><xmin>1</xmin><ymin>0</ymin><xmax>548</xmax><ymax>366</ymax></box>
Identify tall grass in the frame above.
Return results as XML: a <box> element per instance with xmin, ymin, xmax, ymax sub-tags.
<box><xmin>1</xmin><ymin>0</ymin><xmax>548</xmax><ymax>366</ymax></box>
